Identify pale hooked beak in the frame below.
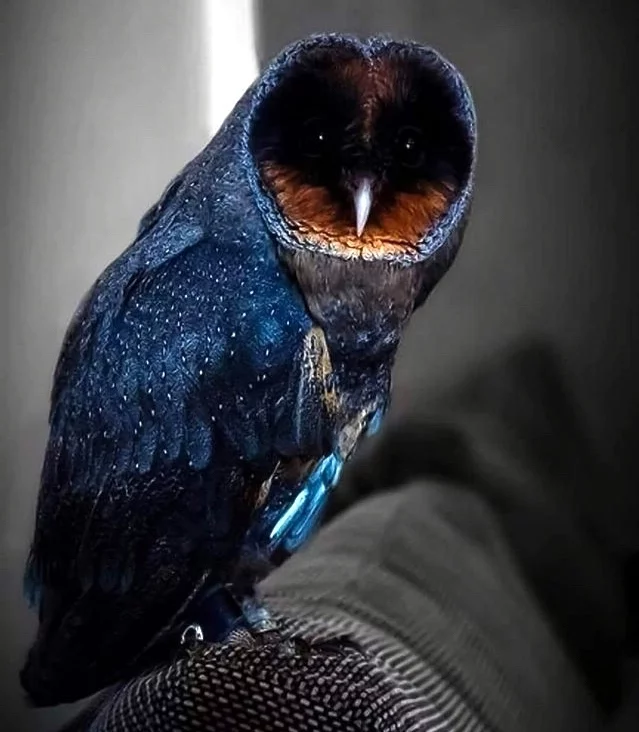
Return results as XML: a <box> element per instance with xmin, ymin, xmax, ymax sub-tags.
<box><xmin>353</xmin><ymin>178</ymin><xmax>374</xmax><ymax>238</ymax></box>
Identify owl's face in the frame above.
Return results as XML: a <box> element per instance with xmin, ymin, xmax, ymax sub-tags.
<box><xmin>250</xmin><ymin>43</ymin><xmax>473</xmax><ymax>259</ymax></box>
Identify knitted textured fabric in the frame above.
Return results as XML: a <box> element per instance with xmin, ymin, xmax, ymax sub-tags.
<box><xmin>63</xmin><ymin>615</ymin><xmax>487</xmax><ymax>732</ymax></box>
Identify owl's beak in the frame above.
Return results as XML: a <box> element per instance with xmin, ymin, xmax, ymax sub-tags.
<box><xmin>353</xmin><ymin>178</ymin><xmax>374</xmax><ymax>237</ymax></box>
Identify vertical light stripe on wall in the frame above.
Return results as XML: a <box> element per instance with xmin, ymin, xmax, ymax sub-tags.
<box><xmin>203</xmin><ymin>0</ymin><xmax>258</xmax><ymax>136</ymax></box>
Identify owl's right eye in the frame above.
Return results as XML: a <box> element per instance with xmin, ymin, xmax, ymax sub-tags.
<box><xmin>298</xmin><ymin>117</ymin><xmax>333</xmax><ymax>159</ymax></box>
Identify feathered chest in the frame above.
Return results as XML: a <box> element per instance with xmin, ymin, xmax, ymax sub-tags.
<box><xmin>240</xmin><ymin>246</ymin><xmax>427</xmax><ymax>561</ymax></box>
<box><xmin>242</xmin><ymin>322</ymin><xmax>391</xmax><ymax>560</ymax></box>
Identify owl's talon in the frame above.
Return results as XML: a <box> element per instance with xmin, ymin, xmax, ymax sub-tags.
<box><xmin>240</xmin><ymin>596</ymin><xmax>279</xmax><ymax>635</ymax></box>
<box><xmin>180</xmin><ymin>623</ymin><xmax>205</xmax><ymax>651</ymax></box>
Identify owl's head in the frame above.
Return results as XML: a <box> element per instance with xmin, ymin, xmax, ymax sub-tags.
<box><xmin>247</xmin><ymin>35</ymin><xmax>476</xmax><ymax>263</ymax></box>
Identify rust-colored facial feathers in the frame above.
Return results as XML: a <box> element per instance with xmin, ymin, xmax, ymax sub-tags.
<box><xmin>251</xmin><ymin>48</ymin><xmax>470</xmax><ymax>258</ymax></box>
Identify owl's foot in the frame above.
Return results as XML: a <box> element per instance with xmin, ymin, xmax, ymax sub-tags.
<box><xmin>239</xmin><ymin>595</ymin><xmax>280</xmax><ymax>637</ymax></box>
<box><xmin>179</xmin><ymin>586</ymin><xmax>280</xmax><ymax>649</ymax></box>
<box><xmin>179</xmin><ymin>584</ymin><xmax>244</xmax><ymax>646</ymax></box>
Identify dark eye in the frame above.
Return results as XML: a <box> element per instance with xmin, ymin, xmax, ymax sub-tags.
<box><xmin>299</xmin><ymin>117</ymin><xmax>331</xmax><ymax>159</ymax></box>
<box><xmin>395</xmin><ymin>125</ymin><xmax>425</xmax><ymax>169</ymax></box>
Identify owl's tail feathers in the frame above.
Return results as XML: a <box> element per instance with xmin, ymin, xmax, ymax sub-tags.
<box><xmin>20</xmin><ymin>587</ymin><xmax>102</xmax><ymax>707</ymax></box>
<box><xmin>21</xmin><ymin>567</ymin><xmax>219</xmax><ymax>706</ymax></box>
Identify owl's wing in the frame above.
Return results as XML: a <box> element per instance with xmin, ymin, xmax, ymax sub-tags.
<box><xmin>21</xmin><ymin>221</ymin><xmax>333</xmax><ymax>704</ymax></box>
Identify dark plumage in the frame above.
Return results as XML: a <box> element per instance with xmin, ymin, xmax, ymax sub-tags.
<box><xmin>21</xmin><ymin>33</ymin><xmax>476</xmax><ymax>706</ymax></box>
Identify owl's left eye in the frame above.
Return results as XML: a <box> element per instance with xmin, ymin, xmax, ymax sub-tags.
<box><xmin>395</xmin><ymin>125</ymin><xmax>426</xmax><ymax>169</ymax></box>
<box><xmin>299</xmin><ymin>117</ymin><xmax>332</xmax><ymax>159</ymax></box>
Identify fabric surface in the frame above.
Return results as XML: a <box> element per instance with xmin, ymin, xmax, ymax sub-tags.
<box><xmin>61</xmin><ymin>619</ymin><xmax>485</xmax><ymax>732</ymax></box>
<box><xmin>58</xmin><ymin>340</ymin><xmax>636</xmax><ymax>731</ymax></box>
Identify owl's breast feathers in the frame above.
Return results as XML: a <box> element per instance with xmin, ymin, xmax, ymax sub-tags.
<box><xmin>243</xmin><ymin>326</ymin><xmax>388</xmax><ymax>559</ymax></box>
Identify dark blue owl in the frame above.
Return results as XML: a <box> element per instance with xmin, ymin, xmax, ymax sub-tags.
<box><xmin>21</xmin><ymin>33</ymin><xmax>476</xmax><ymax>706</ymax></box>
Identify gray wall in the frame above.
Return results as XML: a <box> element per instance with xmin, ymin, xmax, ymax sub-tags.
<box><xmin>1</xmin><ymin>2</ymin><xmax>209</xmax><ymax>729</ymax></box>
<box><xmin>1</xmin><ymin>1</ymin><xmax>638</xmax><ymax>730</ymax></box>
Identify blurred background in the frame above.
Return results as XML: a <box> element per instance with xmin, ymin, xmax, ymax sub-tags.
<box><xmin>1</xmin><ymin>1</ymin><xmax>637</xmax><ymax>730</ymax></box>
